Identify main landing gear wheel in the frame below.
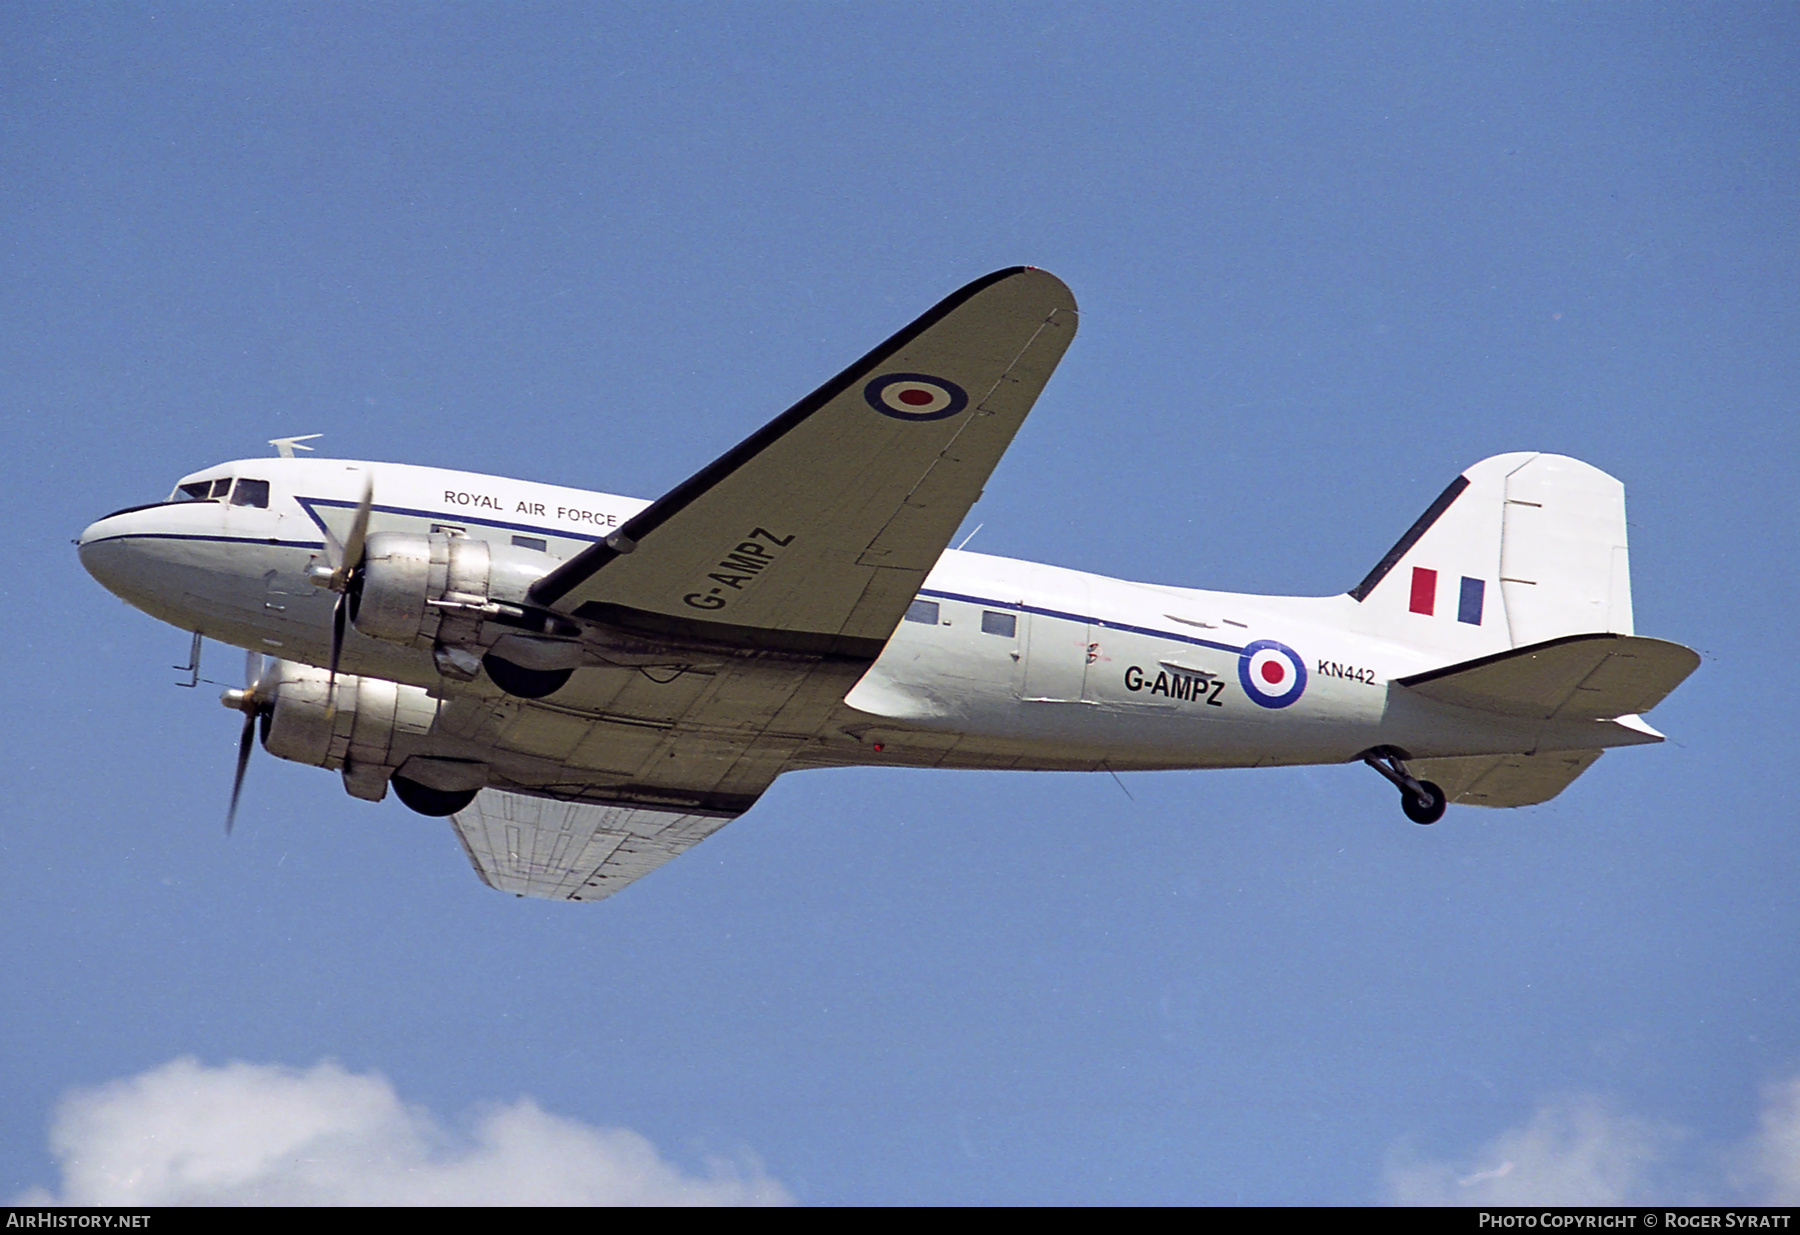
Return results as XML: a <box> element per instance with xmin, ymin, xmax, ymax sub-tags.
<box><xmin>482</xmin><ymin>652</ymin><xmax>573</xmax><ymax>700</ymax></box>
<box><xmin>391</xmin><ymin>775</ymin><xmax>479</xmax><ymax>817</ymax></box>
<box><xmin>1400</xmin><ymin>780</ymin><xmax>1448</xmax><ymax>826</ymax></box>
<box><xmin>1361</xmin><ymin>747</ymin><xmax>1450</xmax><ymax>826</ymax></box>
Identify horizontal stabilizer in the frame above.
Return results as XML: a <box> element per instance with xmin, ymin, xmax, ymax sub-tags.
<box><xmin>451</xmin><ymin>788</ymin><xmax>740</xmax><ymax>902</ymax></box>
<box><xmin>1411</xmin><ymin>749</ymin><xmax>1605</xmax><ymax>808</ymax></box>
<box><xmin>1398</xmin><ymin>633</ymin><xmax>1698</xmax><ymax>721</ymax></box>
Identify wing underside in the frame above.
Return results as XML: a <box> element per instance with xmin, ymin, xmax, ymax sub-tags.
<box><xmin>448</xmin><ymin>271</ymin><xmax>1082</xmax><ymax>901</ymax></box>
<box><xmin>450</xmin><ymin>788</ymin><xmax>740</xmax><ymax>901</ymax></box>
<box><xmin>529</xmin><ymin>267</ymin><xmax>1078</xmax><ymax>657</ymax></box>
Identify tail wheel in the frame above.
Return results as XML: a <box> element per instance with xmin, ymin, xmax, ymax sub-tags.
<box><xmin>391</xmin><ymin>775</ymin><xmax>478</xmax><ymax>817</ymax></box>
<box><xmin>1401</xmin><ymin>780</ymin><xmax>1448</xmax><ymax>825</ymax></box>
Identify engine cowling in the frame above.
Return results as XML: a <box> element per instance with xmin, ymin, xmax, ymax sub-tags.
<box><xmin>259</xmin><ymin>660</ymin><xmax>441</xmax><ymax>786</ymax></box>
<box><xmin>351</xmin><ymin>531</ymin><xmax>557</xmax><ymax>648</ymax></box>
<box><xmin>349</xmin><ymin>532</ymin><xmax>584</xmax><ymax>696</ymax></box>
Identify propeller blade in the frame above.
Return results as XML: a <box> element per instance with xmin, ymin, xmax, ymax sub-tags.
<box><xmin>341</xmin><ymin>474</ymin><xmax>374</xmax><ymax>577</ymax></box>
<box><xmin>227</xmin><ymin>709</ymin><xmax>257</xmax><ymax>835</ymax></box>
<box><xmin>316</xmin><ymin>475</ymin><xmax>371</xmax><ymax>584</ymax></box>
<box><xmin>326</xmin><ymin>591</ymin><xmax>348</xmax><ymax>717</ymax></box>
<box><xmin>321</xmin><ymin>522</ymin><xmax>345</xmax><ymax>573</ymax></box>
<box><xmin>245</xmin><ymin>649</ymin><xmax>265</xmax><ymax>693</ymax></box>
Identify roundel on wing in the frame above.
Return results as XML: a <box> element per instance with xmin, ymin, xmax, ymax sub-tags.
<box><xmin>1238</xmin><ymin>639</ymin><xmax>1308</xmax><ymax>709</ymax></box>
<box><xmin>863</xmin><ymin>373</ymin><xmax>969</xmax><ymax>422</ymax></box>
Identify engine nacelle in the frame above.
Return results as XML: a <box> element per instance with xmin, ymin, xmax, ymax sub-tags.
<box><xmin>351</xmin><ymin>532</ymin><xmax>556</xmax><ymax>648</ymax></box>
<box><xmin>260</xmin><ymin>660</ymin><xmax>440</xmax><ymax>779</ymax></box>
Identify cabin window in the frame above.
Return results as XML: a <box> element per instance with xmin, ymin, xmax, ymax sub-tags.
<box><xmin>231</xmin><ymin>478</ymin><xmax>270</xmax><ymax>508</ymax></box>
<box><xmin>981</xmin><ymin>610</ymin><xmax>1016</xmax><ymax>637</ymax></box>
<box><xmin>904</xmin><ymin>599</ymin><xmax>939</xmax><ymax>625</ymax></box>
<box><xmin>511</xmin><ymin>535</ymin><xmax>548</xmax><ymax>552</ymax></box>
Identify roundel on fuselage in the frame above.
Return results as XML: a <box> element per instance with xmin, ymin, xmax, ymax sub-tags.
<box><xmin>863</xmin><ymin>373</ymin><xmax>969</xmax><ymax>422</ymax></box>
<box><xmin>1238</xmin><ymin>639</ymin><xmax>1308</xmax><ymax>709</ymax></box>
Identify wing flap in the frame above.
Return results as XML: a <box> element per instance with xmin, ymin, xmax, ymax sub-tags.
<box><xmin>450</xmin><ymin>788</ymin><xmax>740</xmax><ymax>902</ymax></box>
<box><xmin>1398</xmin><ymin>633</ymin><xmax>1698</xmax><ymax>721</ymax></box>
<box><xmin>530</xmin><ymin>268</ymin><xmax>1077</xmax><ymax>656</ymax></box>
<box><xmin>1411</xmin><ymin>749</ymin><xmax>1606</xmax><ymax>808</ymax></box>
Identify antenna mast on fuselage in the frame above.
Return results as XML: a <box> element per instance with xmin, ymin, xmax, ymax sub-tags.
<box><xmin>268</xmin><ymin>434</ymin><xmax>323</xmax><ymax>459</ymax></box>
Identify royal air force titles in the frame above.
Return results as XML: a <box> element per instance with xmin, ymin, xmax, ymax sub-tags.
<box><xmin>442</xmin><ymin>490</ymin><xmax>620</xmax><ymax>529</ymax></box>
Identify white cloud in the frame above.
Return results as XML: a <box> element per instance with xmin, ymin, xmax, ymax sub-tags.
<box><xmin>1733</xmin><ymin>1076</ymin><xmax>1800</xmax><ymax>1205</ymax></box>
<box><xmin>1385</xmin><ymin>1097</ymin><xmax>1677</xmax><ymax>1206</ymax></box>
<box><xmin>1386</xmin><ymin>1075</ymin><xmax>1800</xmax><ymax>1207</ymax></box>
<box><xmin>14</xmin><ymin>1057</ymin><xmax>791</xmax><ymax>1206</ymax></box>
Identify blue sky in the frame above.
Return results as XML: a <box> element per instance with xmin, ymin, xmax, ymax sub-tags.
<box><xmin>4</xmin><ymin>3</ymin><xmax>1797</xmax><ymax>1204</ymax></box>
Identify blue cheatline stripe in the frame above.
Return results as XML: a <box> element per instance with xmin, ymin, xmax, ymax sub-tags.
<box><xmin>296</xmin><ymin>500</ymin><xmax>1251</xmax><ymax>656</ymax></box>
<box><xmin>296</xmin><ymin>496</ymin><xmax>614</xmax><ymax>545</ymax></box>
<box><xmin>919</xmin><ymin>588</ymin><xmax>1246</xmax><ymax>657</ymax></box>
<box><xmin>82</xmin><ymin>532</ymin><xmax>326</xmax><ymax>550</ymax></box>
<box><xmin>89</xmin><ymin>527</ymin><xmax>1255</xmax><ymax>658</ymax></box>
<box><xmin>1458</xmin><ymin>576</ymin><xmax>1485</xmax><ymax>625</ymax></box>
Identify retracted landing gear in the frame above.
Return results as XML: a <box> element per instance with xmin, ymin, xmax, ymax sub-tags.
<box><xmin>1361</xmin><ymin>747</ymin><xmax>1448</xmax><ymax>825</ymax></box>
<box><xmin>391</xmin><ymin>775</ymin><xmax>478</xmax><ymax>817</ymax></box>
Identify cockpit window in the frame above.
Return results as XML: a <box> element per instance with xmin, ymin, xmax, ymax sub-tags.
<box><xmin>231</xmin><ymin>478</ymin><xmax>270</xmax><ymax>508</ymax></box>
<box><xmin>173</xmin><ymin>477</ymin><xmax>236</xmax><ymax>502</ymax></box>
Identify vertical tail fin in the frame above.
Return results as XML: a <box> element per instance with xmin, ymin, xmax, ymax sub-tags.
<box><xmin>1347</xmin><ymin>452</ymin><xmax>1633</xmax><ymax>661</ymax></box>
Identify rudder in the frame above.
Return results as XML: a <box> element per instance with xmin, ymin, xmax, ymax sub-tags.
<box><xmin>1497</xmin><ymin>454</ymin><xmax>1634</xmax><ymax>645</ymax></box>
<box><xmin>1347</xmin><ymin>453</ymin><xmax>1634</xmax><ymax>659</ymax></box>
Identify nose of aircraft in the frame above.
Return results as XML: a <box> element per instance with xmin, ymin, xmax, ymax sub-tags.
<box><xmin>78</xmin><ymin>498</ymin><xmax>280</xmax><ymax>632</ymax></box>
<box><xmin>77</xmin><ymin>511</ymin><xmax>122</xmax><ymax>550</ymax></box>
<box><xmin>77</xmin><ymin>504</ymin><xmax>178</xmax><ymax>610</ymax></box>
<box><xmin>78</xmin><ymin>511</ymin><xmax>142</xmax><ymax>599</ymax></box>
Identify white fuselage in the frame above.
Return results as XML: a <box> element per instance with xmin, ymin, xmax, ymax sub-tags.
<box><xmin>78</xmin><ymin>456</ymin><xmax>1654</xmax><ymax>781</ymax></box>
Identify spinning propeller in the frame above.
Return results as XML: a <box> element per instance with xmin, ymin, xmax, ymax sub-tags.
<box><xmin>308</xmin><ymin>475</ymin><xmax>375</xmax><ymax>713</ymax></box>
<box><xmin>219</xmin><ymin>650</ymin><xmax>270</xmax><ymax>834</ymax></box>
